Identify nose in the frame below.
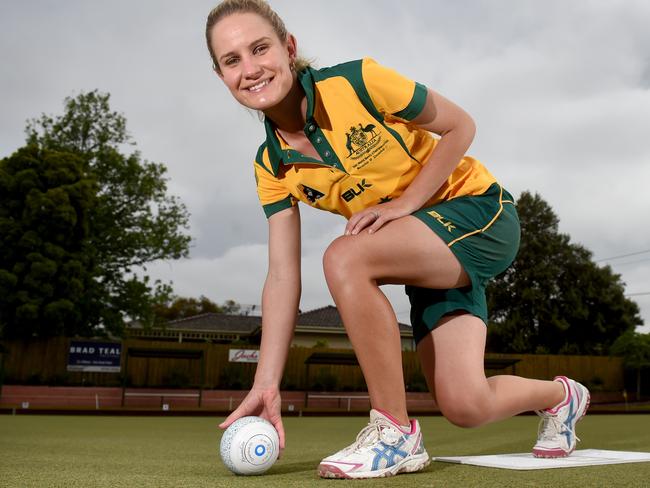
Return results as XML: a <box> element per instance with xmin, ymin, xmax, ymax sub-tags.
<box><xmin>241</xmin><ymin>55</ymin><xmax>263</xmax><ymax>79</ymax></box>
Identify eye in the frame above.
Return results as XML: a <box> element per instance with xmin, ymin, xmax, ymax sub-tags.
<box><xmin>224</xmin><ymin>56</ymin><xmax>239</xmax><ymax>66</ymax></box>
<box><xmin>253</xmin><ymin>44</ymin><xmax>269</xmax><ymax>55</ymax></box>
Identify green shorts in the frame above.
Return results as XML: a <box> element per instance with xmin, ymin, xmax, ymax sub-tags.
<box><xmin>406</xmin><ymin>183</ymin><xmax>520</xmax><ymax>344</ymax></box>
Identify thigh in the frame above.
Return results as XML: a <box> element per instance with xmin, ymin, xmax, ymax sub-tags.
<box><xmin>417</xmin><ymin>314</ymin><xmax>488</xmax><ymax>400</ymax></box>
<box><xmin>406</xmin><ymin>184</ymin><xmax>520</xmax><ymax>344</ymax></box>
<box><xmin>331</xmin><ymin>215</ymin><xmax>470</xmax><ymax>289</ymax></box>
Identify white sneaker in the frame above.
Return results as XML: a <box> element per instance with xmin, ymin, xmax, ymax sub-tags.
<box><xmin>318</xmin><ymin>409</ymin><xmax>430</xmax><ymax>479</ymax></box>
<box><xmin>532</xmin><ymin>376</ymin><xmax>590</xmax><ymax>458</ymax></box>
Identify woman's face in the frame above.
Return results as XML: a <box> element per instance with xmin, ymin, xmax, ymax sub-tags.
<box><xmin>210</xmin><ymin>12</ymin><xmax>296</xmax><ymax>112</ymax></box>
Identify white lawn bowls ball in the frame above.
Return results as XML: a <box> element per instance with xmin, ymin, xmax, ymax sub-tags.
<box><xmin>220</xmin><ymin>416</ymin><xmax>280</xmax><ymax>475</ymax></box>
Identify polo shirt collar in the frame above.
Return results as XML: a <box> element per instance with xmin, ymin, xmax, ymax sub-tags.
<box><xmin>263</xmin><ymin>67</ymin><xmax>317</xmax><ymax>177</ymax></box>
<box><xmin>263</xmin><ymin>118</ymin><xmax>283</xmax><ymax>176</ymax></box>
<box><xmin>298</xmin><ymin>66</ymin><xmax>316</xmax><ymax>122</ymax></box>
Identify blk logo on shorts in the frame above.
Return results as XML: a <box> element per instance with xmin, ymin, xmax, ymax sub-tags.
<box><xmin>426</xmin><ymin>210</ymin><xmax>456</xmax><ymax>232</ymax></box>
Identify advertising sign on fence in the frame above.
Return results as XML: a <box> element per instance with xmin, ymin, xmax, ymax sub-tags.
<box><xmin>228</xmin><ymin>349</ymin><xmax>260</xmax><ymax>363</ymax></box>
<box><xmin>67</xmin><ymin>341</ymin><xmax>122</xmax><ymax>372</ymax></box>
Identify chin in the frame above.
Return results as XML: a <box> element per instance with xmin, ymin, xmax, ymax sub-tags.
<box><xmin>241</xmin><ymin>93</ymin><xmax>283</xmax><ymax>112</ymax></box>
<box><xmin>237</xmin><ymin>99</ymin><xmax>270</xmax><ymax>112</ymax></box>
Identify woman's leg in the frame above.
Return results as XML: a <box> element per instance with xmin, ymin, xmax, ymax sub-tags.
<box><xmin>323</xmin><ymin>215</ymin><xmax>469</xmax><ymax>425</ymax></box>
<box><xmin>417</xmin><ymin>314</ymin><xmax>565</xmax><ymax>427</ymax></box>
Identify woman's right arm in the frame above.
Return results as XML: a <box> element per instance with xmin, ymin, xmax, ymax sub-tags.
<box><xmin>256</xmin><ymin>203</ymin><xmax>302</xmax><ymax>390</ymax></box>
<box><xmin>219</xmin><ymin>205</ymin><xmax>301</xmax><ymax>450</ymax></box>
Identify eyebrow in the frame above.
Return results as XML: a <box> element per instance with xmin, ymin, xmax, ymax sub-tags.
<box><xmin>218</xmin><ymin>36</ymin><xmax>273</xmax><ymax>63</ymax></box>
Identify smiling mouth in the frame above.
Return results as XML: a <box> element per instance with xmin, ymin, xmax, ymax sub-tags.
<box><xmin>247</xmin><ymin>78</ymin><xmax>272</xmax><ymax>92</ymax></box>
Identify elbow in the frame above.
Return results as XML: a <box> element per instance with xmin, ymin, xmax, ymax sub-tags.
<box><xmin>459</xmin><ymin>112</ymin><xmax>476</xmax><ymax>146</ymax></box>
<box><xmin>439</xmin><ymin>111</ymin><xmax>476</xmax><ymax>145</ymax></box>
<box><xmin>466</xmin><ymin>113</ymin><xmax>476</xmax><ymax>139</ymax></box>
<box><xmin>468</xmin><ymin>115</ymin><xmax>477</xmax><ymax>142</ymax></box>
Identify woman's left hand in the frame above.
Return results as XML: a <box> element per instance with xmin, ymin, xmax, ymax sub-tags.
<box><xmin>345</xmin><ymin>198</ymin><xmax>415</xmax><ymax>236</ymax></box>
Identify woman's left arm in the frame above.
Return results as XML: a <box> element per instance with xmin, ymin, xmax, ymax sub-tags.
<box><xmin>345</xmin><ymin>88</ymin><xmax>476</xmax><ymax>235</ymax></box>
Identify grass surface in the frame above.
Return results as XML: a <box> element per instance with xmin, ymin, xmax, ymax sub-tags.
<box><xmin>1</xmin><ymin>414</ymin><xmax>649</xmax><ymax>487</ymax></box>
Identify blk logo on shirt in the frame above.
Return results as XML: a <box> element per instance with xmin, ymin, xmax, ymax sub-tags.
<box><xmin>342</xmin><ymin>179</ymin><xmax>372</xmax><ymax>202</ymax></box>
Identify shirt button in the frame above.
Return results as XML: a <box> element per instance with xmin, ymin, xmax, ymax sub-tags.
<box><xmin>316</xmin><ymin>137</ymin><xmax>322</xmax><ymax>144</ymax></box>
<box><xmin>308</xmin><ymin>124</ymin><xmax>316</xmax><ymax>132</ymax></box>
<box><xmin>324</xmin><ymin>150</ymin><xmax>331</xmax><ymax>158</ymax></box>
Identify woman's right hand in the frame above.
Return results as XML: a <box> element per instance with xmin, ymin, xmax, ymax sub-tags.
<box><xmin>218</xmin><ymin>386</ymin><xmax>285</xmax><ymax>450</ymax></box>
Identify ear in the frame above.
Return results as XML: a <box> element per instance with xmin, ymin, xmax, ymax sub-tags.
<box><xmin>286</xmin><ymin>33</ymin><xmax>298</xmax><ymax>63</ymax></box>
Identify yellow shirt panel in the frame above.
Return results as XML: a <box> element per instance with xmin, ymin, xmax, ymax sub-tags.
<box><xmin>254</xmin><ymin>58</ymin><xmax>498</xmax><ymax>219</ymax></box>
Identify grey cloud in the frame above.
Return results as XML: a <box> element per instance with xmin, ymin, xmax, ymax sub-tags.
<box><xmin>2</xmin><ymin>1</ymin><xmax>648</xmax><ymax>330</ymax></box>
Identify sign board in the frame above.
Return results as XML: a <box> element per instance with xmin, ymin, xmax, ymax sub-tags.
<box><xmin>67</xmin><ymin>341</ymin><xmax>122</xmax><ymax>372</ymax></box>
<box><xmin>228</xmin><ymin>349</ymin><xmax>260</xmax><ymax>363</ymax></box>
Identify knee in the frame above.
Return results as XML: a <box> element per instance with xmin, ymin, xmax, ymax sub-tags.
<box><xmin>437</xmin><ymin>390</ymin><xmax>491</xmax><ymax>428</ymax></box>
<box><xmin>322</xmin><ymin>237</ymin><xmax>364</xmax><ymax>287</ymax></box>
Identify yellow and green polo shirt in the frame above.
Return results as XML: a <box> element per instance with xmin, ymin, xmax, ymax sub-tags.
<box><xmin>254</xmin><ymin>58</ymin><xmax>497</xmax><ymax>219</ymax></box>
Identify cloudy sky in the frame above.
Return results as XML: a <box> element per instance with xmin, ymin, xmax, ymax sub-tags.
<box><xmin>1</xmin><ymin>0</ymin><xmax>649</xmax><ymax>333</ymax></box>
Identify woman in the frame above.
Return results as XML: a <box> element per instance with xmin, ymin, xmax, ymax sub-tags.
<box><xmin>206</xmin><ymin>0</ymin><xmax>589</xmax><ymax>479</ymax></box>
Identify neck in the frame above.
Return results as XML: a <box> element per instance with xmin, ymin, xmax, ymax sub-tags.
<box><xmin>263</xmin><ymin>75</ymin><xmax>306</xmax><ymax>133</ymax></box>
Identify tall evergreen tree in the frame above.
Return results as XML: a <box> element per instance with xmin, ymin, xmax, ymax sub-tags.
<box><xmin>0</xmin><ymin>146</ymin><xmax>96</xmax><ymax>337</ymax></box>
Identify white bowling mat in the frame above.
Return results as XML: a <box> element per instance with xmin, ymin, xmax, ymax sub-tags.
<box><xmin>433</xmin><ymin>449</ymin><xmax>650</xmax><ymax>470</ymax></box>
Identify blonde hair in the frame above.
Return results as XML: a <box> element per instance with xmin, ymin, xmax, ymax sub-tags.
<box><xmin>206</xmin><ymin>0</ymin><xmax>311</xmax><ymax>74</ymax></box>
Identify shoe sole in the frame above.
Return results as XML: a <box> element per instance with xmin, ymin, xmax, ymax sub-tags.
<box><xmin>532</xmin><ymin>386</ymin><xmax>591</xmax><ymax>459</ymax></box>
<box><xmin>318</xmin><ymin>452</ymin><xmax>430</xmax><ymax>479</ymax></box>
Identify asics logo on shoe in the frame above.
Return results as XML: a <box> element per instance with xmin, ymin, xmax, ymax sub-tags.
<box><xmin>371</xmin><ymin>439</ymin><xmax>408</xmax><ymax>470</ymax></box>
<box><xmin>562</xmin><ymin>397</ymin><xmax>578</xmax><ymax>445</ymax></box>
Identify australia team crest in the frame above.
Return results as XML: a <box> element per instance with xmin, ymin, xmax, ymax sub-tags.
<box><xmin>345</xmin><ymin>123</ymin><xmax>381</xmax><ymax>160</ymax></box>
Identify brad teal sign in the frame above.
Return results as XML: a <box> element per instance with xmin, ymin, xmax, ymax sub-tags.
<box><xmin>67</xmin><ymin>341</ymin><xmax>121</xmax><ymax>372</ymax></box>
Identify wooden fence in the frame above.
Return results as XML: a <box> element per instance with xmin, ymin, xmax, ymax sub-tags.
<box><xmin>0</xmin><ymin>338</ymin><xmax>624</xmax><ymax>392</ymax></box>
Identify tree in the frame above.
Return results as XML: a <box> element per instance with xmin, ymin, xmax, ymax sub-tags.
<box><xmin>611</xmin><ymin>331</ymin><xmax>650</xmax><ymax>400</ymax></box>
<box><xmin>221</xmin><ymin>299</ymin><xmax>241</xmax><ymax>315</ymax></box>
<box><xmin>486</xmin><ymin>191</ymin><xmax>642</xmax><ymax>354</ymax></box>
<box><xmin>153</xmin><ymin>295</ymin><xmax>223</xmax><ymax>322</ymax></box>
<box><xmin>0</xmin><ymin>91</ymin><xmax>190</xmax><ymax>338</ymax></box>
<box><xmin>0</xmin><ymin>146</ymin><xmax>96</xmax><ymax>337</ymax></box>
<box><xmin>152</xmin><ymin>297</ymin><xmax>245</xmax><ymax>323</ymax></box>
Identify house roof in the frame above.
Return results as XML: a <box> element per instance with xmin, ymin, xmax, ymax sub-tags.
<box><xmin>296</xmin><ymin>305</ymin><xmax>412</xmax><ymax>332</ymax></box>
<box><xmin>164</xmin><ymin>313</ymin><xmax>261</xmax><ymax>333</ymax></box>
<box><xmin>129</xmin><ymin>305</ymin><xmax>411</xmax><ymax>335</ymax></box>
